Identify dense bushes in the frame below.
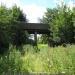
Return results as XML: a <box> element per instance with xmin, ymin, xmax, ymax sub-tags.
<box><xmin>0</xmin><ymin>23</ymin><xmax>9</xmax><ymax>54</ymax></box>
<box><xmin>23</xmin><ymin>45</ymin><xmax>75</xmax><ymax>74</ymax></box>
<box><xmin>40</xmin><ymin>4</ymin><xmax>75</xmax><ymax>45</ymax></box>
<box><xmin>0</xmin><ymin>5</ymin><xmax>28</xmax><ymax>53</ymax></box>
<box><xmin>0</xmin><ymin>44</ymin><xmax>73</xmax><ymax>74</ymax></box>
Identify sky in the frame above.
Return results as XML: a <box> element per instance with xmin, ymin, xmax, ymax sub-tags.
<box><xmin>0</xmin><ymin>0</ymin><xmax>75</xmax><ymax>23</ymax></box>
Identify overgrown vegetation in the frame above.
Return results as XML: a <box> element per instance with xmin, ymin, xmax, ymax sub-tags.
<box><xmin>0</xmin><ymin>5</ymin><xmax>28</xmax><ymax>54</ymax></box>
<box><xmin>0</xmin><ymin>2</ymin><xmax>75</xmax><ymax>75</ymax></box>
<box><xmin>21</xmin><ymin>44</ymin><xmax>75</xmax><ymax>74</ymax></box>
<box><xmin>0</xmin><ymin>45</ymin><xmax>75</xmax><ymax>74</ymax></box>
<box><xmin>40</xmin><ymin>3</ymin><xmax>75</xmax><ymax>45</ymax></box>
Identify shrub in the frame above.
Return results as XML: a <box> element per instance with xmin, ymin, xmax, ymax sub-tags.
<box><xmin>0</xmin><ymin>47</ymin><xmax>28</xmax><ymax>74</ymax></box>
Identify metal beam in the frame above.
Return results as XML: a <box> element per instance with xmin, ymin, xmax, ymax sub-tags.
<box><xmin>12</xmin><ymin>22</ymin><xmax>50</xmax><ymax>34</ymax></box>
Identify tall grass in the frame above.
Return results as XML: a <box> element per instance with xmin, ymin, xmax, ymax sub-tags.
<box><xmin>0</xmin><ymin>46</ymin><xmax>28</xmax><ymax>74</ymax></box>
<box><xmin>21</xmin><ymin>44</ymin><xmax>75</xmax><ymax>74</ymax></box>
<box><xmin>0</xmin><ymin>44</ymin><xmax>75</xmax><ymax>74</ymax></box>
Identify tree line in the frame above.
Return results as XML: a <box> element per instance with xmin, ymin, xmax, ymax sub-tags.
<box><xmin>0</xmin><ymin>3</ymin><xmax>75</xmax><ymax>54</ymax></box>
<box><xmin>40</xmin><ymin>3</ymin><xmax>75</xmax><ymax>46</ymax></box>
<box><xmin>0</xmin><ymin>5</ymin><xmax>29</xmax><ymax>54</ymax></box>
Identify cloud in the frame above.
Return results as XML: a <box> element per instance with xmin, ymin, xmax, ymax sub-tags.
<box><xmin>0</xmin><ymin>0</ymin><xmax>21</xmax><ymax>7</ymax></box>
<box><xmin>0</xmin><ymin>0</ymin><xmax>46</xmax><ymax>23</ymax></box>
<box><xmin>22</xmin><ymin>4</ymin><xmax>46</xmax><ymax>23</ymax></box>
<box><xmin>54</xmin><ymin>0</ymin><xmax>64</xmax><ymax>6</ymax></box>
<box><xmin>54</xmin><ymin>0</ymin><xmax>75</xmax><ymax>9</ymax></box>
<box><xmin>67</xmin><ymin>0</ymin><xmax>75</xmax><ymax>9</ymax></box>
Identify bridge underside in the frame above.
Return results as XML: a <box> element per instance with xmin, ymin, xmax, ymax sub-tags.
<box><xmin>13</xmin><ymin>22</ymin><xmax>50</xmax><ymax>45</ymax></box>
<box><xmin>13</xmin><ymin>22</ymin><xmax>49</xmax><ymax>33</ymax></box>
<box><xmin>26</xmin><ymin>29</ymin><xmax>50</xmax><ymax>34</ymax></box>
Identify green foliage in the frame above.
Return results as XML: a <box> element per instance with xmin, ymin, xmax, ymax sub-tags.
<box><xmin>40</xmin><ymin>34</ymin><xmax>49</xmax><ymax>44</ymax></box>
<box><xmin>0</xmin><ymin>5</ymin><xmax>12</xmax><ymax>24</ymax></box>
<box><xmin>0</xmin><ymin>44</ymin><xmax>75</xmax><ymax>74</ymax></box>
<box><xmin>9</xmin><ymin>22</ymin><xmax>29</xmax><ymax>49</ymax></box>
<box><xmin>19</xmin><ymin>44</ymin><xmax>75</xmax><ymax>74</ymax></box>
<box><xmin>0</xmin><ymin>5</ymin><xmax>10</xmax><ymax>54</ymax></box>
<box><xmin>40</xmin><ymin>4</ymin><xmax>75</xmax><ymax>44</ymax></box>
<box><xmin>11</xmin><ymin>5</ymin><xmax>27</xmax><ymax>22</ymax></box>
<box><xmin>9</xmin><ymin>5</ymin><xmax>28</xmax><ymax>49</ymax></box>
<box><xmin>0</xmin><ymin>5</ymin><xmax>28</xmax><ymax>53</ymax></box>
<box><xmin>0</xmin><ymin>47</ymin><xmax>23</xmax><ymax>74</ymax></box>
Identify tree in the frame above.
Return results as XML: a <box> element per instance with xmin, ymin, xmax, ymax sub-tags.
<box><xmin>9</xmin><ymin>5</ymin><xmax>28</xmax><ymax>49</ymax></box>
<box><xmin>0</xmin><ymin>5</ymin><xmax>28</xmax><ymax>54</ymax></box>
<box><xmin>71</xmin><ymin>7</ymin><xmax>75</xmax><ymax>43</ymax></box>
<box><xmin>0</xmin><ymin>5</ymin><xmax>11</xmax><ymax>54</ymax></box>
<box><xmin>40</xmin><ymin>4</ymin><xmax>75</xmax><ymax>45</ymax></box>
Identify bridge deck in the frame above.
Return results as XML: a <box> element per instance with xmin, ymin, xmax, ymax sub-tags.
<box><xmin>12</xmin><ymin>22</ymin><xmax>50</xmax><ymax>34</ymax></box>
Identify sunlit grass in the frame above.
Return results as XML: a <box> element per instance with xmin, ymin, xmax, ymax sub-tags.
<box><xmin>0</xmin><ymin>44</ymin><xmax>75</xmax><ymax>74</ymax></box>
<box><xmin>21</xmin><ymin>44</ymin><xmax>75</xmax><ymax>74</ymax></box>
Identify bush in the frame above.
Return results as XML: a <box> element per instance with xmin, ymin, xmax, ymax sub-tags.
<box><xmin>0</xmin><ymin>24</ymin><xmax>9</xmax><ymax>54</ymax></box>
<box><xmin>0</xmin><ymin>47</ymin><xmax>28</xmax><ymax>74</ymax></box>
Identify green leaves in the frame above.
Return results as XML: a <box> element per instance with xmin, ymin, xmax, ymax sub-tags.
<box><xmin>41</xmin><ymin>4</ymin><xmax>75</xmax><ymax>44</ymax></box>
<box><xmin>0</xmin><ymin>5</ymin><xmax>28</xmax><ymax>53</ymax></box>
